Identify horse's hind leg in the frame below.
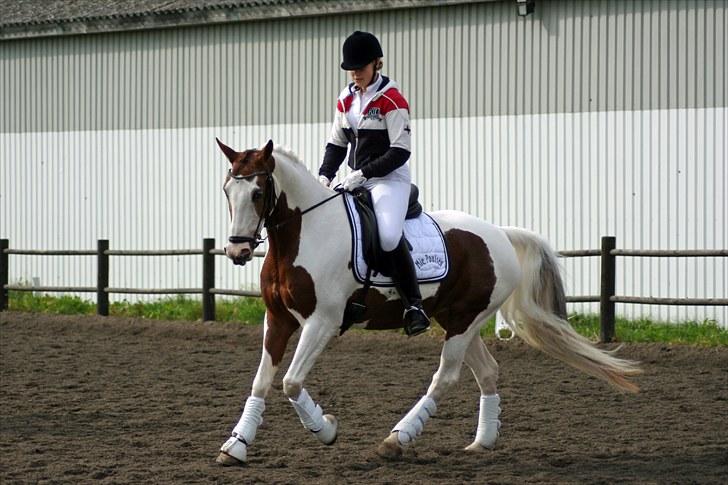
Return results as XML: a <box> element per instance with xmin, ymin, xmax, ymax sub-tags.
<box><xmin>377</xmin><ymin>324</ymin><xmax>479</xmax><ymax>458</ymax></box>
<box><xmin>463</xmin><ymin>334</ymin><xmax>501</xmax><ymax>451</ymax></box>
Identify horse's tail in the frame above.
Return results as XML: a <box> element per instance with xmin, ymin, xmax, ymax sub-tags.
<box><xmin>499</xmin><ymin>227</ymin><xmax>642</xmax><ymax>393</ymax></box>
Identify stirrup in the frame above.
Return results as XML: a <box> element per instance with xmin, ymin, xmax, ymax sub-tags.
<box><xmin>404</xmin><ymin>306</ymin><xmax>430</xmax><ymax>337</ymax></box>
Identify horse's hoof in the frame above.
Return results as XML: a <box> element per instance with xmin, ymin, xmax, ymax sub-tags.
<box><xmin>314</xmin><ymin>414</ymin><xmax>338</xmax><ymax>445</ymax></box>
<box><xmin>216</xmin><ymin>451</ymin><xmax>245</xmax><ymax>467</ymax></box>
<box><xmin>376</xmin><ymin>433</ymin><xmax>403</xmax><ymax>459</ymax></box>
<box><xmin>464</xmin><ymin>442</ymin><xmax>489</xmax><ymax>452</ymax></box>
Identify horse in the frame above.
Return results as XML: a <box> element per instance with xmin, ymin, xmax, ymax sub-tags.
<box><xmin>214</xmin><ymin>139</ymin><xmax>642</xmax><ymax>465</ymax></box>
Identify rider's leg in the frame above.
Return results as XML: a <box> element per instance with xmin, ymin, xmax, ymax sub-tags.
<box><xmin>282</xmin><ymin>318</ymin><xmax>340</xmax><ymax>445</ymax></box>
<box><xmin>218</xmin><ymin>312</ymin><xmax>298</xmax><ymax>464</ymax></box>
<box><xmin>368</xmin><ymin>179</ymin><xmax>430</xmax><ymax>336</ymax></box>
<box><xmin>366</xmin><ymin>178</ymin><xmax>409</xmax><ymax>253</ymax></box>
<box><xmin>386</xmin><ymin>237</ymin><xmax>430</xmax><ymax>336</ymax></box>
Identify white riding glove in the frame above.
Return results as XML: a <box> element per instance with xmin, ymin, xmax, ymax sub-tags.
<box><xmin>342</xmin><ymin>170</ymin><xmax>366</xmax><ymax>191</ymax></box>
<box><xmin>318</xmin><ymin>175</ymin><xmax>332</xmax><ymax>187</ymax></box>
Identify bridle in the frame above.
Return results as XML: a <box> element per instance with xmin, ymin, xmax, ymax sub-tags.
<box><xmin>227</xmin><ymin>169</ymin><xmax>344</xmax><ymax>250</ymax></box>
<box><xmin>227</xmin><ymin>169</ymin><xmax>277</xmax><ymax>250</ymax></box>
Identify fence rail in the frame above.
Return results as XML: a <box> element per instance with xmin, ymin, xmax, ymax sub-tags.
<box><xmin>4</xmin><ymin>285</ymin><xmax>97</xmax><ymax>293</ymax></box>
<box><xmin>1</xmin><ymin>237</ymin><xmax>725</xmax><ymax>342</ymax></box>
<box><xmin>5</xmin><ymin>249</ymin><xmax>98</xmax><ymax>256</ymax></box>
<box><xmin>612</xmin><ymin>249</ymin><xmax>728</xmax><ymax>257</ymax></box>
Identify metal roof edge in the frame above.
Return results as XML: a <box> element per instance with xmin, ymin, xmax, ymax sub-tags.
<box><xmin>0</xmin><ymin>0</ymin><xmax>498</xmax><ymax>41</ymax></box>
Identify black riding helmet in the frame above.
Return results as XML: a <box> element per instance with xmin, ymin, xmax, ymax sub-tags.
<box><xmin>341</xmin><ymin>31</ymin><xmax>383</xmax><ymax>70</ymax></box>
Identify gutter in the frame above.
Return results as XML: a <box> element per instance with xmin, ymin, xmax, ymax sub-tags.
<box><xmin>0</xmin><ymin>0</ymin><xmax>499</xmax><ymax>41</ymax></box>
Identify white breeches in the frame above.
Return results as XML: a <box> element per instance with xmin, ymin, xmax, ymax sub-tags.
<box><xmin>364</xmin><ymin>176</ymin><xmax>410</xmax><ymax>252</ymax></box>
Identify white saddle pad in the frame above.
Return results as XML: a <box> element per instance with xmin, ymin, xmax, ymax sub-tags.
<box><xmin>343</xmin><ymin>193</ymin><xmax>449</xmax><ymax>287</ymax></box>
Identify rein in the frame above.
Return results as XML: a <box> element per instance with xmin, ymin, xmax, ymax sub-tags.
<box><xmin>267</xmin><ymin>189</ymin><xmax>345</xmax><ymax>232</ymax></box>
<box><xmin>228</xmin><ymin>169</ymin><xmax>344</xmax><ymax>249</ymax></box>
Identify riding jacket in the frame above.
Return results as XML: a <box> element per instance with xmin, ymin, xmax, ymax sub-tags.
<box><xmin>319</xmin><ymin>75</ymin><xmax>412</xmax><ymax>181</ymax></box>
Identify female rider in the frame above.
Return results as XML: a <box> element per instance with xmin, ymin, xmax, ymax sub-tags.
<box><xmin>318</xmin><ymin>31</ymin><xmax>430</xmax><ymax>337</ymax></box>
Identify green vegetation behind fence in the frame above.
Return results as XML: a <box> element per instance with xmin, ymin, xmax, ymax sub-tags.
<box><xmin>6</xmin><ymin>291</ymin><xmax>727</xmax><ymax>346</ymax></box>
<box><xmin>8</xmin><ymin>292</ymin><xmax>266</xmax><ymax>325</ymax></box>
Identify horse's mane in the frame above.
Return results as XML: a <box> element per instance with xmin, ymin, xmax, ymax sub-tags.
<box><xmin>273</xmin><ymin>146</ymin><xmax>305</xmax><ymax>165</ymax></box>
<box><xmin>272</xmin><ymin>146</ymin><xmax>315</xmax><ymax>178</ymax></box>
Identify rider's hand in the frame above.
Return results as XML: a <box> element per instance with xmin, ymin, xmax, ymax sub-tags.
<box><xmin>318</xmin><ymin>175</ymin><xmax>332</xmax><ymax>187</ymax></box>
<box><xmin>342</xmin><ymin>170</ymin><xmax>366</xmax><ymax>190</ymax></box>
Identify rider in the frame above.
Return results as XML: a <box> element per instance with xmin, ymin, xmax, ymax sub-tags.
<box><xmin>318</xmin><ymin>31</ymin><xmax>430</xmax><ymax>337</ymax></box>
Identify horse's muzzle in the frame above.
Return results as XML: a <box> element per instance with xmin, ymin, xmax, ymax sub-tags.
<box><xmin>225</xmin><ymin>243</ymin><xmax>253</xmax><ymax>266</ymax></box>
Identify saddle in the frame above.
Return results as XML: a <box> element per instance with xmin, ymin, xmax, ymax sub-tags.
<box><xmin>349</xmin><ymin>184</ymin><xmax>423</xmax><ymax>277</ymax></box>
<box><xmin>341</xmin><ymin>185</ymin><xmax>426</xmax><ymax>333</ymax></box>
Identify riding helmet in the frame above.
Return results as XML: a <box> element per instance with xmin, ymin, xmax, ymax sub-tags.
<box><xmin>341</xmin><ymin>31</ymin><xmax>384</xmax><ymax>70</ymax></box>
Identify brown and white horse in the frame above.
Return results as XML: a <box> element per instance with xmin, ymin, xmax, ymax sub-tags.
<box><xmin>215</xmin><ymin>139</ymin><xmax>641</xmax><ymax>464</ymax></box>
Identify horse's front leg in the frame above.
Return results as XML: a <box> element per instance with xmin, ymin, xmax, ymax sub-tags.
<box><xmin>217</xmin><ymin>312</ymin><xmax>298</xmax><ymax>466</ymax></box>
<box><xmin>282</xmin><ymin>316</ymin><xmax>340</xmax><ymax>445</ymax></box>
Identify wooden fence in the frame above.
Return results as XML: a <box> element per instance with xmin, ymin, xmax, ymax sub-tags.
<box><xmin>1</xmin><ymin>237</ymin><xmax>726</xmax><ymax>342</ymax></box>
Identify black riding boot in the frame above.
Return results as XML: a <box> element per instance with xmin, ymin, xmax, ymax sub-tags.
<box><xmin>386</xmin><ymin>237</ymin><xmax>431</xmax><ymax>337</ymax></box>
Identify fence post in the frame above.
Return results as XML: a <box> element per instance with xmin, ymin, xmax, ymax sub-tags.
<box><xmin>97</xmin><ymin>239</ymin><xmax>109</xmax><ymax>316</ymax></box>
<box><xmin>600</xmin><ymin>236</ymin><xmax>616</xmax><ymax>343</ymax></box>
<box><xmin>202</xmin><ymin>238</ymin><xmax>215</xmax><ymax>321</ymax></box>
<box><xmin>1</xmin><ymin>239</ymin><xmax>8</xmax><ymax>311</ymax></box>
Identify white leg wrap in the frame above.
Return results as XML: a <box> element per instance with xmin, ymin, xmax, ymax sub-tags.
<box><xmin>232</xmin><ymin>396</ymin><xmax>265</xmax><ymax>444</ymax></box>
<box><xmin>220</xmin><ymin>435</ymin><xmax>247</xmax><ymax>462</ymax></box>
<box><xmin>392</xmin><ymin>396</ymin><xmax>437</xmax><ymax>446</ymax></box>
<box><xmin>289</xmin><ymin>388</ymin><xmax>325</xmax><ymax>431</ymax></box>
<box><xmin>220</xmin><ymin>396</ymin><xmax>265</xmax><ymax>462</ymax></box>
<box><xmin>289</xmin><ymin>388</ymin><xmax>337</xmax><ymax>444</ymax></box>
<box><xmin>474</xmin><ymin>394</ymin><xmax>501</xmax><ymax>448</ymax></box>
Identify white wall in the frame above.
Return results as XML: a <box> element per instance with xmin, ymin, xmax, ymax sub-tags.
<box><xmin>2</xmin><ymin>106</ymin><xmax>725</xmax><ymax>325</ymax></box>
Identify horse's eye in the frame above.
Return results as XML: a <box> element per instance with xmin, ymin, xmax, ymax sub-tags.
<box><xmin>252</xmin><ymin>190</ymin><xmax>263</xmax><ymax>202</ymax></box>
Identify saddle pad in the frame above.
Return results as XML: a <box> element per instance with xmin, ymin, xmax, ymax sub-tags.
<box><xmin>343</xmin><ymin>193</ymin><xmax>449</xmax><ymax>286</ymax></box>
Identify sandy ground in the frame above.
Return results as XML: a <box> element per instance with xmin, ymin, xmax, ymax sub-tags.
<box><xmin>1</xmin><ymin>311</ymin><xmax>726</xmax><ymax>484</ymax></box>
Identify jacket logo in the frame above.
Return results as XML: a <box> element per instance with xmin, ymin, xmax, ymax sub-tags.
<box><xmin>363</xmin><ymin>107</ymin><xmax>382</xmax><ymax>121</ymax></box>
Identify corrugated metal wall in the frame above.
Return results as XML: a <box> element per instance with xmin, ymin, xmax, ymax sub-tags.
<box><xmin>2</xmin><ymin>0</ymin><xmax>725</xmax><ymax>132</ymax></box>
<box><xmin>1</xmin><ymin>0</ymin><xmax>726</xmax><ymax>324</ymax></box>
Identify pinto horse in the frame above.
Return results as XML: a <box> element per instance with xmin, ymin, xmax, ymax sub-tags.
<box><xmin>215</xmin><ymin>139</ymin><xmax>641</xmax><ymax>465</ymax></box>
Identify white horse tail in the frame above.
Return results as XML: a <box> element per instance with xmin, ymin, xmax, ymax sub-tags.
<box><xmin>499</xmin><ymin>227</ymin><xmax>642</xmax><ymax>394</ymax></box>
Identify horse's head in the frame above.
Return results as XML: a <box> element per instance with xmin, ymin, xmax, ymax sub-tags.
<box><xmin>216</xmin><ymin>138</ymin><xmax>276</xmax><ymax>266</ymax></box>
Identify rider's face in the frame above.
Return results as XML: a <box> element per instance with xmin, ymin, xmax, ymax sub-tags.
<box><xmin>350</xmin><ymin>62</ymin><xmax>376</xmax><ymax>91</ymax></box>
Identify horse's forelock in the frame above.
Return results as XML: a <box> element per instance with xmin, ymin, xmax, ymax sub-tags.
<box><xmin>230</xmin><ymin>150</ymin><xmax>266</xmax><ymax>177</ymax></box>
<box><xmin>229</xmin><ymin>152</ymin><xmax>247</xmax><ymax>176</ymax></box>
<box><xmin>230</xmin><ymin>145</ymin><xmax>305</xmax><ymax>179</ymax></box>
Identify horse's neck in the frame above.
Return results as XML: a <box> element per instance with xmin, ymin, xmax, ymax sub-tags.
<box><xmin>271</xmin><ymin>152</ymin><xmax>329</xmax><ymax>211</ymax></box>
<box><xmin>266</xmin><ymin>152</ymin><xmax>342</xmax><ymax>256</ymax></box>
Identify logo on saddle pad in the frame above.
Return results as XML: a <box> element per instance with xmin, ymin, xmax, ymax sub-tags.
<box><xmin>414</xmin><ymin>254</ymin><xmax>445</xmax><ymax>270</ymax></box>
<box><xmin>363</xmin><ymin>107</ymin><xmax>382</xmax><ymax>121</ymax></box>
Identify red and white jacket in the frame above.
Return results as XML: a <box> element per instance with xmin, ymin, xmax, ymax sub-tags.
<box><xmin>319</xmin><ymin>76</ymin><xmax>412</xmax><ymax>180</ymax></box>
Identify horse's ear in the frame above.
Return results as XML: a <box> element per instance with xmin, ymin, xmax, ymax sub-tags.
<box><xmin>262</xmin><ymin>139</ymin><xmax>274</xmax><ymax>159</ymax></box>
<box><xmin>216</xmin><ymin>137</ymin><xmax>238</xmax><ymax>163</ymax></box>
